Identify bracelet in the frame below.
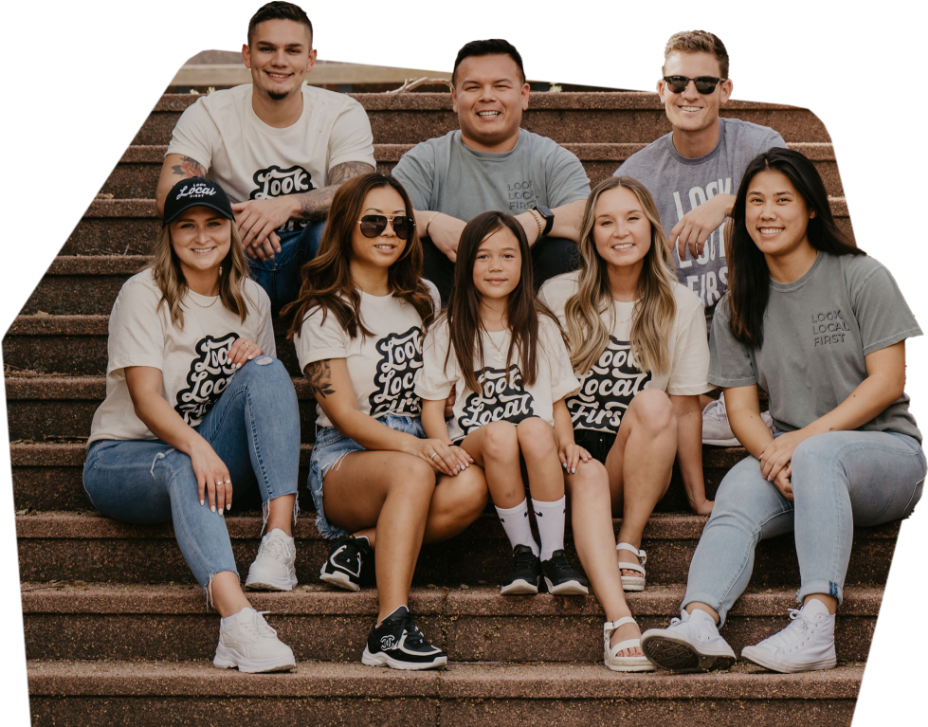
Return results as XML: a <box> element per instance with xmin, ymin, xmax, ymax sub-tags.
<box><xmin>424</xmin><ymin>212</ymin><xmax>440</xmax><ymax>238</ymax></box>
<box><xmin>528</xmin><ymin>208</ymin><xmax>545</xmax><ymax>236</ymax></box>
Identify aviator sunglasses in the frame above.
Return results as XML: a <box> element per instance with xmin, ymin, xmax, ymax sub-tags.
<box><xmin>357</xmin><ymin>214</ymin><xmax>415</xmax><ymax>240</ymax></box>
<box><xmin>662</xmin><ymin>75</ymin><xmax>725</xmax><ymax>94</ymax></box>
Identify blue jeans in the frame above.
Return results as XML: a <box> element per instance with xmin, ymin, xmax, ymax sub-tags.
<box><xmin>683</xmin><ymin>430</ymin><xmax>926</xmax><ymax>625</ymax></box>
<box><xmin>82</xmin><ymin>357</ymin><xmax>300</xmax><ymax>589</ymax></box>
<box><xmin>248</xmin><ymin>221</ymin><xmax>326</xmax><ymax>314</ymax></box>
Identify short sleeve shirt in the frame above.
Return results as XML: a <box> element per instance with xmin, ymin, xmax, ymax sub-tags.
<box><xmin>89</xmin><ymin>269</ymin><xmax>275</xmax><ymax>443</ymax></box>
<box><xmin>540</xmin><ymin>271</ymin><xmax>711</xmax><ymax>434</ymax></box>
<box><xmin>167</xmin><ymin>84</ymin><xmax>376</xmax><ymax>232</ymax></box>
<box><xmin>709</xmin><ymin>252</ymin><xmax>922</xmax><ymax>442</ymax></box>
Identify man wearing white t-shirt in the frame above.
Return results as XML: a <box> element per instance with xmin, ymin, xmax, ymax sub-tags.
<box><xmin>155</xmin><ymin>1</ymin><xmax>376</xmax><ymax>312</ymax></box>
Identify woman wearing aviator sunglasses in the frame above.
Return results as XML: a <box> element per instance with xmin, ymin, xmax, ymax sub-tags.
<box><xmin>283</xmin><ymin>173</ymin><xmax>488</xmax><ymax>670</ymax></box>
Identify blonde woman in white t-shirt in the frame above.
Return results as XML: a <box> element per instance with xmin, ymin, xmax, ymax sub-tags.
<box><xmin>83</xmin><ymin>178</ymin><xmax>301</xmax><ymax>674</ymax></box>
<box><xmin>285</xmin><ymin>173</ymin><xmax>488</xmax><ymax>671</ymax></box>
<box><xmin>538</xmin><ymin>176</ymin><xmax>712</xmax><ymax>671</ymax></box>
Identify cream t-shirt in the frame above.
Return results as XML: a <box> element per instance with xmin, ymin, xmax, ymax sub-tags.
<box><xmin>539</xmin><ymin>271</ymin><xmax>711</xmax><ymax>434</ymax></box>
<box><xmin>89</xmin><ymin>269</ymin><xmax>275</xmax><ymax>443</ymax></box>
<box><xmin>166</xmin><ymin>84</ymin><xmax>376</xmax><ymax>232</ymax></box>
<box><xmin>416</xmin><ymin>315</ymin><xmax>580</xmax><ymax>442</ymax></box>
<box><xmin>294</xmin><ymin>284</ymin><xmax>440</xmax><ymax>429</ymax></box>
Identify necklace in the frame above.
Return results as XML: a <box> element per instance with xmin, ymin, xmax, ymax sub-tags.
<box><xmin>189</xmin><ymin>291</ymin><xmax>219</xmax><ymax>309</ymax></box>
<box><xmin>485</xmin><ymin>330</ymin><xmax>508</xmax><ymax>363</ymax></box>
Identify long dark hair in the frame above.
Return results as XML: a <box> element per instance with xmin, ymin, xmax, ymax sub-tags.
<box><xmin>445</xmin><ymin>211</ymin><xmax>560</xmax><ymax>393</ymax></box>
<box><xmin>727</xmin><ymin>147</ymin><xmax>864</xmax><ymax>347</ymax></box>
<box><xmin>283</xmin><ymin>173</ymin><xmax>435</xmax><ymax>340</ymax></box>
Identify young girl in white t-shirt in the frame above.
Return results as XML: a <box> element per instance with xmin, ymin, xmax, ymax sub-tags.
<box><xmin>83</xmin><ymin>178</ymin><xmax>300</xmax><ymax>674</ymax></box>
<box><xmin>416</xmin><ymin>211</ymin><xmax>588</xmax><ymax>598</ymax></box>
<box><xmin>285</xmin><ymin>173</ymin><xmax>488</xmax><ymax>671</ymax></box>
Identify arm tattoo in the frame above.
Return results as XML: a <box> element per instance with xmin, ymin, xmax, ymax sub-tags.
<box><xmin>170</xmin><ymin>156</ymin><xmax>205</xmax><ymax>178</ymax></box>
<box><xmin>306</xmin><ymin>359</ymin><xmax>336</xmax><ymax>399</ymax></box>
<box><xmin>295</xmin><ymin>161</ymin><xmax>375</xmax><ymax>221</ymax></box>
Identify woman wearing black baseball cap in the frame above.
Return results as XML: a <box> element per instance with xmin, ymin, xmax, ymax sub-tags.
<box><xmin>83</xmin><ymin>177</ymin><xmax>302</xmax><ymax>673</ymax></box>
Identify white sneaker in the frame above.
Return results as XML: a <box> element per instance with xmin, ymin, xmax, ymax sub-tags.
<box><xmin>702</xmin><ymin>393</ymin><xmax>777</xmax><ymax>447</ymax></box>
<box><xmin>741</xmin><ymin>599</ymin><xmax>836</xmax><ymax>673</ymax></box>
<box><xmin>213</xmin><ymin>608</ymin><xmax>296</xmax><ymax>673</ymax></box>
<box><xmin>244</xmin><ymin>528</ymin><xmax>297</xmax><ymax>591</ymax></box>
<box><xmin>641</xmin><ymin>608</ymin><xmax>737</xmax><ymax>672</ymax></box>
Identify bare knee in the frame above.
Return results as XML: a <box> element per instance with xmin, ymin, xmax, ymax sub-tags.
<box><xmin>517</xmin><ymin>417</ymin><xmax>557</xmax><ymax>459</ymax></box>
<box><xmin>482</xmin><ymin>421</ymin><xmax>519</xmax><ymax>462</ymax></box>
<box><xmin>389</xmin><ymin>457</ymin><xmax>435</xmax><ymax>495</ymax></box>
<box><xmin>627</xmin><ymin>390</ymin><xmax>675</xmax><ymax>433</ymax></box>
<box><xmin>566</xmin><ymin>460</ymin><xmax>610</xmax><ymax>502</ymax></box>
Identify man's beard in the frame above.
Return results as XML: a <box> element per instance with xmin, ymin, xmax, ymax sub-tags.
<box><xmin>268</xmin><ymin>90</ymin><xmax>289</xmax><ymax>101</ymax></box>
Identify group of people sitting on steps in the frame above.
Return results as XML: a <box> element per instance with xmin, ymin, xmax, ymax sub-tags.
<box><xmin>82</xmin><ymin>1</ymin><xmax>925</xmax><ymax>677</ymax></box>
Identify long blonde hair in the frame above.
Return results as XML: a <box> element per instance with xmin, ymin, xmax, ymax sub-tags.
<box><xmin>149</xmin><ymin>219</ymin><xmax>252</xmax><ymax>329</ymax></box>
<box><xmin>564</xmin><ymin>176</ymin><xmax>677</xmax><ymax>375</ymax></box>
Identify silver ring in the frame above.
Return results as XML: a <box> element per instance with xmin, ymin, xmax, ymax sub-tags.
<box><xmin>429</xmin><ymin>452</ymin><xmax>438</xmax><ymax>460</ymax></box>
<box><xmin>223</xmin><ymin>479</ymin><xmax>231</xmax><ymax>485</ymax></box>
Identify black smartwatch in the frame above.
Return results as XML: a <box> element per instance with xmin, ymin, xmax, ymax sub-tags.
<box><xmin>534</xmin><ymin>204</ymin><xmax>555</xmax><ymax>237</ymax></box>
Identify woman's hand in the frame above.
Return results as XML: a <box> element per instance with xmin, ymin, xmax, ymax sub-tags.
<box><xmin>188</xmin><ymin>439</ymin><xmax>233</xmax><ymax>514</ymax></box>
<box><xmin>771</xmin><ymin>463</ymin><xmax>793</xmax><ymax>501</ymax></box>
<box><xmin>410</xmin><ymin>437</ymin><xmax>474</xmax><ymax>477</ymax></box>
<box><xmin>227</xmin><ymin>338</ymin><xmax>264</xmax><ymax>369</ymax></box>
<box><xmin>559</xmin><ymin>441</ymin><xmax>591</xmax><ymax>475</ymax></box>
<box><xmin>759</xmin><ymin>429</ymin><xmax>809</xmax><ymax>481</ymax></box>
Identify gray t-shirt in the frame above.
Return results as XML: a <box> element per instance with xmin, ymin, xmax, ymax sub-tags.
<box><xmin>616</xmin><ymin>118</ymin><xmax>786</xmax><ymax>308</ymax></box>
<box><xmin>709</xmin><ymin>252</ymin><xmax>922</xmax><ymax>443</ymax></box>
<box><xmin>392</xmin><ymin>129</ymin><xmax>590</xmax><ymax>220</ymax></box>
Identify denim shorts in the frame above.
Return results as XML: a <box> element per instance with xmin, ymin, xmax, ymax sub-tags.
<box><xmin>308</xmin><ymin>414</ymin><xmax>426</xmax><ymax>539</ymax></box>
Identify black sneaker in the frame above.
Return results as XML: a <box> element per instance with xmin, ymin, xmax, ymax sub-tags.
<box><xmin>500</xmin><ymin>544</ymin><xmax>541</xmax><ymax>595</ymax></box>
<box><xmin>361</xmin><ymin>607</ymin><xmax>447</xmax><ymax>670</ymax></box>
<box><xmin>541</xmin><ymin>550</ymin><xmax>590</xmax><ymax>595</ymax></box>
<box><xmin>319</xmin><ymin>535</ymin><xmax>375</xmax><ymax>592</ymax></box>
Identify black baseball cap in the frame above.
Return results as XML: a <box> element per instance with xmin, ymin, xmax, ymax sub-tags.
<box><xmin>163</xmin><ymin>177</ymin><xmax>235</xmax><ymax>226</ymax></box>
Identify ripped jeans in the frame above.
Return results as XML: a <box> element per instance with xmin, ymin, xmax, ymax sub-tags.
<box><xmin>82</xmin><ymin>357</ymin><xmax>300</xmax><ymax>589</ymax></box>
<box><xmin>683</xmin><ymin>430</ymin><xmax>926</xmax><ymax>625</ymax></box>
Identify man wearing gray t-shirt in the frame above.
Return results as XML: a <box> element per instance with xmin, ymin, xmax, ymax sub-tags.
<box><xmin>393</xmin><ymin>39</ymin><xmax>590</xmax><ymax>299</ymax></box>
<box><xmin>615</xmin><ymin>30</ymin><xmax>785</xmax><ymax>313</ymax></box>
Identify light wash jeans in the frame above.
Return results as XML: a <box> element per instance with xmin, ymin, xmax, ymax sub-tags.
<box><xmin>683</xmin><ymin>430</ymin><xmax>926</xmax><ymax>625</ymax></box>
<box><xmin>248</xmin><ymin>221</ymin><xmax>326</xmax><ymax>315</ymax></box>
<box><xmin>82</xmin><ymin>357</ymin><xmax>300</xmax><ymax>589</ymax></box>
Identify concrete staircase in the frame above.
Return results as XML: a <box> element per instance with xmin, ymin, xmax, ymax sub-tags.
<box><xmin>8</xmin><ymin>92</ymin><xmax>873</xmax><ymax>726</ymax></box>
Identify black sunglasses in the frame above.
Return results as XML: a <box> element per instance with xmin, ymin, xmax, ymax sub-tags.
<box><xmin>662</xmin><ymin>75</ymin><xmax>725</xmax><ymax>94</ymax></box>
<box><xmin>357</xmin><ymin>214</ymin><xmax>415</xmax><ymax>240</ymax></box>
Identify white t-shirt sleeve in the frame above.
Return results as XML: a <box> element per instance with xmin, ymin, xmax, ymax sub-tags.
<box><xmin>666</xmin><ymin>291</ymin><xmax>712</xmax><ymax>396</ymax></box>
<box><xmin>107</xmin><ymin>279</ymin><xmax>166</xmax><ymax>373</ymax></box>
<box><xmin>294</xmin><ymin>306</ymin><xmax>349</xmax><ymax>372</ymax></box>
<box><xmin>416</xmin><ymin>320</ymin><xmax>457</xmax><ymax>401</ymax></box>
<box><xmin>165</xmin><ymin>99</ymin><xmax>215</xmax><ymax>170</ymax></box>
<box><xmin>327</xmin><ymin>100</ymin><xmax>377</xmax><ymax>172</ymax></box>
<box><xmin>542</xmin><ymin>317</ymin><xmax>581</xmax><ymax>402</ymax></box>
<box><xmin>247</xmin><ymin>284</ymin><xmax>276</xmax><ymax>358</ymax></box>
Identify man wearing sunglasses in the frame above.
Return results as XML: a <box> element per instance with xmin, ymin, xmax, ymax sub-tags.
<box><xmin>392</xmin><ymin>39</ymin><xmax>590</xmax><ymax>300</ymax></box>
<box><xmin>155</xmin><ymin>1</ymin><xmax>376</xmax><ymax>313</ymax></box>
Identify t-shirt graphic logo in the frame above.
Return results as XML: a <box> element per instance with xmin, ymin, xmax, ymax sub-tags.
<box><xmin>250</xmin><ymin>165</ymin><xmax>313</xmax><ymax>200</ymax></box>
<box><xmin>460</xmin><ymin>365</ymin><xmax>536</xmax><ymax>432</ymax></box>
<box><xmin>175</xmin><ymin>333</ymin><xmax>240</xmax><ymax>426</ymax></box>
<box><xmin>369</xmin><ymin>326</ymin><xmax>424</xmax><ymax>417</ymax></box>
<box><xmin>568</xmin><ymin>336</ymin><xmax>651</xmax><ymax>433</ymax></box>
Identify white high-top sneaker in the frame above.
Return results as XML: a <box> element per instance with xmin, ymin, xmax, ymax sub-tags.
<box><xmin>641</xmin><ymin>607</ymin><xmax>737</xmax><ymax>672</ymax></box>
<box><xmin>741</xmin><ymin>598</ymin><xmax>837</xmax><ymax>673</ymax></box>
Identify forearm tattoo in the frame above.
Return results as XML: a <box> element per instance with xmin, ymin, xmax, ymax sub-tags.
<box><xmin>295</xmin><ymin>161</ymin><xmax>375</xmax><ymax>221</ymax></box>
<box><xmin>171</xmin><ymin>156</ymin><xmax>205</xmax><ymax>178</ymax></box>
<box><xmin>306</xmin><ymin>359</ymin><xmax>336</xmax><ymax>399</ymax></box>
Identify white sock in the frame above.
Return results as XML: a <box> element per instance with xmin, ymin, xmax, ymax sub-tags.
<box><xmin>533</xmin><ymin>496</ymin><xmax>566</xmax><ymax>562</ymax></box>
<box><xmin>221</xmin><ymin>606</ymin><xmax>254</xmax><ymax>626</ymax></box>
<box><xmin>495</xmin><ymin>499</ymin><xmax>538</xmax><ymax>556</ymax></box>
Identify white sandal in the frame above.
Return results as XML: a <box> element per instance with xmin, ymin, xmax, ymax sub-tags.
<box><xmin>616</xmin><ymin>542</ymin><xmax>647</xmax><ymax>591</ymax></box>
<box><xmin>603</xmin><ymin>616</ymin><xmax>653</xmax><ymax>672</ymax></box>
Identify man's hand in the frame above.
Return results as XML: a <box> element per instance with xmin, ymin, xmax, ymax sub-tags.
<box><xmin>514</xmin><ymin>211</ymin><xmax>542</xmax><ymax>247</ymax></box>
<box><xmin>427</xmin><ymin>214</ymin><xmax>467</xmax><ymax>263</ymax></box>
<box><xmin>231</xmin><ymin>198</ymin><xmax>294</xmax><ymax>261</ymax></box>
<box><xmin>669</xmin><ymin>193</ymin><xmax>734</xmax><ymax>261</ymax></box>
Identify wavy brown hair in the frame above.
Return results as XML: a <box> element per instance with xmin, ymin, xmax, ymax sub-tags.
<box><xmin>149</xmin><ymin>217</ymin><xmax>252</xmax><ymax>330</ymax></box>
<box><xmin>564</xmin><ymin>176</ymin><xmax>678</xmax><ymax>375</ymax></box>
<box><xmin>283</xmin><ymin>173</ymin><xmax>435</xmax><ymax>341</ymax></box>
<box><xmin>444</xmin><ymin>211</ymin><xmax>561</xmax><ymax>393</ymax></box>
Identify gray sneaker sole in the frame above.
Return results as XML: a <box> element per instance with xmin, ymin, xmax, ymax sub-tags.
<box><xmin>642</xmin><ymin>634</ymin><xmax>736</xmax><ymax>673</ymax></box>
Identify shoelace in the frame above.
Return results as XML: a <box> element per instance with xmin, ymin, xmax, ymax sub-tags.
<box><xmin>545</xmin><ymin>553</ymin><xmax>578</xmax><ymax>576</ymax></box>
<box><xmin>237</xmin><ymin>610</ymin><xmax>278</xmax><ymax>639</ymax></box>
<box><xmin>396</xmin><ymin>615</ymin><xmax>428</xmax><ymax>649</ymax></box>
<box><xmin>513</xmin><ymin>550</ymin><xmax>538</xmax><ymax>569</ymax></box>
<box><xmin>261</xmin><ymin>535</ymin><xmax>295</xmax><ymax>561</ymax></box>
<box><xmin>762</xmin><ymin>608</ymin><xmax>811</xmax><ymax>651</ymax></box>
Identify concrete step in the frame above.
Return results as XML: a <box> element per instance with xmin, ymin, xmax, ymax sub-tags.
<box><xmin>134</xmin><ymin>93</ymin><xmax>832</xmax><ymax>147</ymax></box>
<box><xmin>7</xmin><ymin>440</ymin><xmax>740</xmax><ymax>514</ymax></box>
<box><xmin>14</xmin><ymin>510</ymin><xmax>898</xmax><ymax>588</ymax></box>
<box><xmin>21</xmin><ymin>582</ymin><xmax>882</xmax><ymax>663</ymax></box>
<box><xmin>27</xmin><ymin>659</ymin><xmax>864</xmax><ymax>726</ymax></box>
<box><xmin>103</xmin><ymin>142</ymin><xmax>842</xmax><ymax>199</ymax></box>
<box><xmin>58</xmin><ymin>196</ymin><xmax>854</xmax><ymax>256</ymax></box>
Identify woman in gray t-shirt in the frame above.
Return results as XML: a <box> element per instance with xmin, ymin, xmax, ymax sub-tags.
<box><xmin>639</xmin><ymin>148</ymin><xmax>925</xmax><ymax>675</ymax></box>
